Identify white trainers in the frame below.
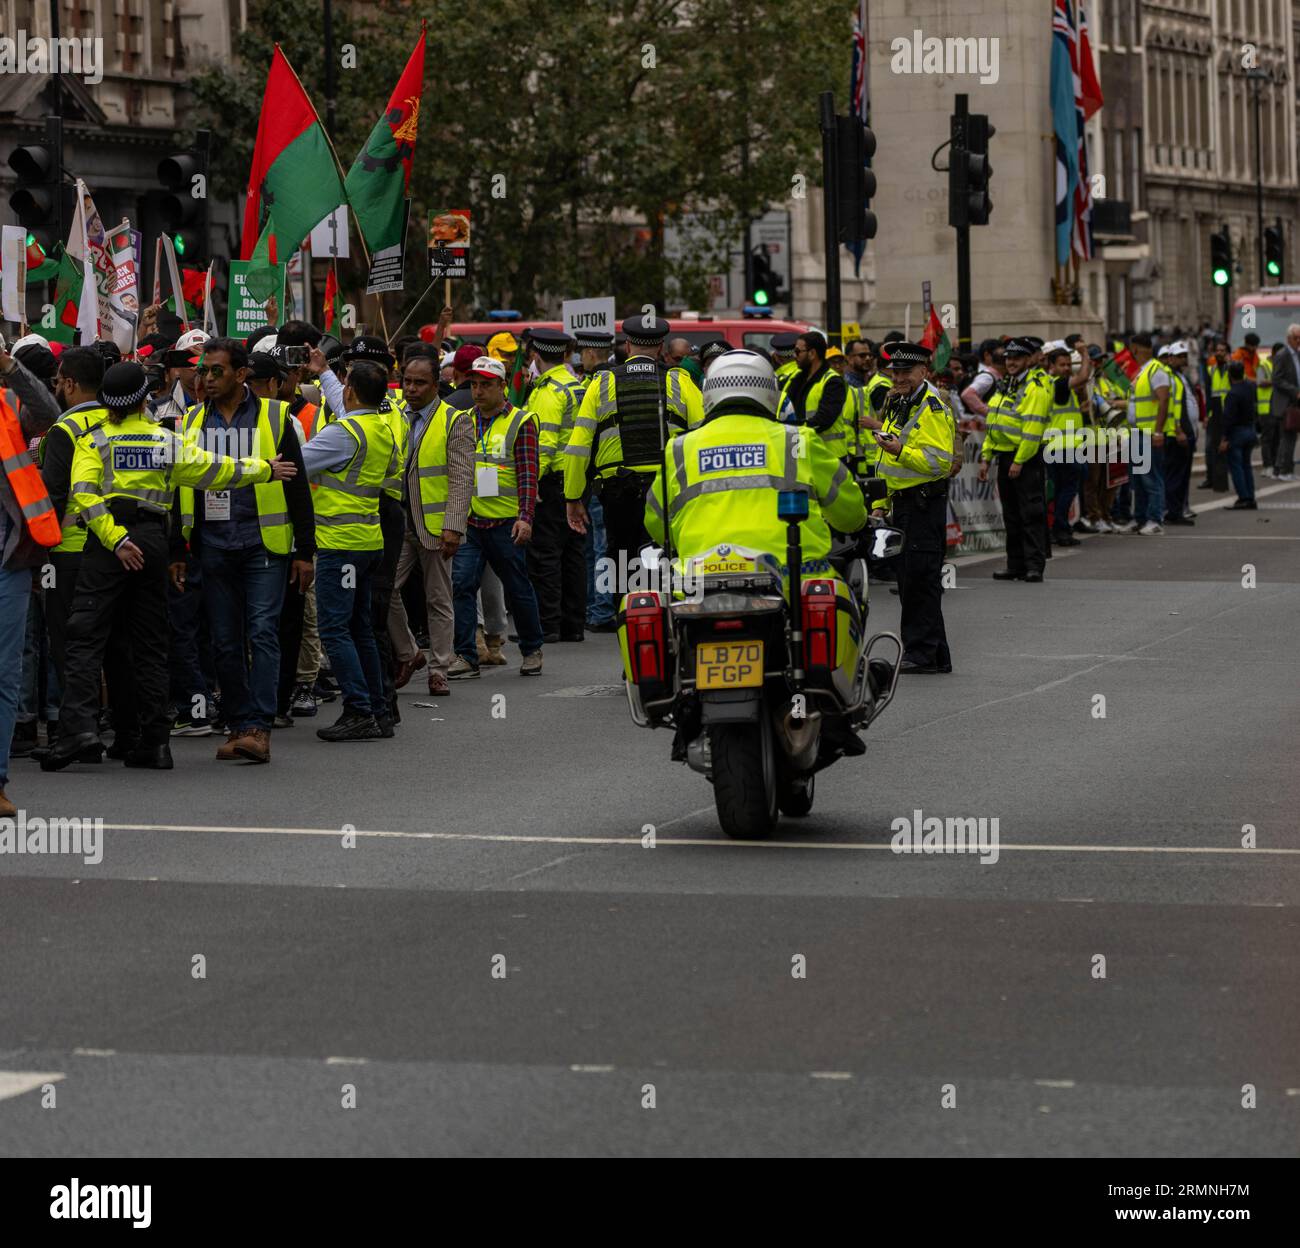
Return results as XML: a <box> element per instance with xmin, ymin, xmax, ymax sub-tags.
<box><xmin>1114</xmin><ymin>520</ymin><xmax>1138</xmax><ymax>533</ymax></box>
<box><xmin>1278</xmin><ymin>472</ymin><xmax>1296</xmax><ymax>482</ymax></box>
<box><xmin>1093</xmin><ymin>519</ymin><xmax>1113</xmax><ymax>533</ymax></box>
<box><xmin>1139</xmin><ymin>521</ymin><xmax>1164</xmax><ymax>535</ymax></box>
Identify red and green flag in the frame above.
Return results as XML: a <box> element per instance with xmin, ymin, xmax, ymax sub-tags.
<box><xmin>240</xmin><ymin>46</ymin><xmax>347</xmax><ymax>262</ymax></box>
<box><xmin>47</xmin><ymin>248</ymin><xmax>84</xmax><ymax>346</ymax></box>
<box><xmin>1111</xmin><ymin>345</ymin><xmax>1139</xmax><ymax>381</ymax></box>
<box><xmin>345</xmin><ymin>25</ymin><xmax>425</xmax><ymax>260</ymax></box>
<box><xmin>507</xmin><ymin>340</ymin><xmax>530</xmax><ymax>407</ymax></box>
<box><xmin>166</xmin><ymin>267</ymin><xmax>208</xmax><ymax>322</ymax></box>
<box><xmin>920</xmin><ymin>305</ymin><xmax>952</xmax><ymax>371</ymax></box>
<box><xmin>324</xmin><ymin>261</ymin><xmax>340</xmax><ymax>332</ymax></box>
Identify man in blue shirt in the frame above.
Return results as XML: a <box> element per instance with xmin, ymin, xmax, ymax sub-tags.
<box><xmin>173</xmin><ymin>338</ymin><xmax>315</xmax><ymax>763</ymax></box>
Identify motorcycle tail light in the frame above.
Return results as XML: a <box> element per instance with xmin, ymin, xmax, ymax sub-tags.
<box><xmin>802</xmin><ymin>578</ymin><xmax>837</xmax><ymax>670</ymax></box>
<box><xmin>625</xmin><ymin>592</ymin><xmax>669</xmax><ymax>694</ymax></box>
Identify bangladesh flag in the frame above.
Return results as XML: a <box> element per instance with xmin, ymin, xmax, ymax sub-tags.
<box><xmin>166</xmin><ymin>268</ymin><xmax>208</xmax><ymax>323</ymax></box>
<box><xmin>46</xmin><ymin>248</ymin><xmax>84</xmax><ymax>345</ymax></box>
<box><xmin>1111</xmin><ymin>345</ymin><xmax>1140</xmax><ymax>381</ymax></box>
<box><xmin>920</xmin><ymin>305</ymin><xmax>952</xmax><ymax>371</ymax></box>
<box><xmin>507</xmin><ymin>340</ymin><xmax>530</xmax><ymax>407</ymax></box>
<box><xmin>240</xmin><ymin>46</ymin><xmax>347</xmax><ymax>261</ymax></box>
<box><xmin>345</xmin><ymin>26</ymin><xmax>425</xmax><ymax>256</ymax></box>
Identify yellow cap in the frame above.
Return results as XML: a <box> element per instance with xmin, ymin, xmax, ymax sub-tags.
<box><xmin>487</xmin><ymin>332</ymin><xmax>518</xmax><ymax>361</ymax></box>
<box><xmin>826</xmin><ymin>346</ymin><xmax>845</xmax><ymax>359</ymax></box>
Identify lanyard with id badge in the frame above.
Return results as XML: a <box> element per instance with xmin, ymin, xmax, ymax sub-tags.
<box><xmin>475</xmin><ymin>414</ymin><xmax>500</xmax><ymax>497</ymax></box>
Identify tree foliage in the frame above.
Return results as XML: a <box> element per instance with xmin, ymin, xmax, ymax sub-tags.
<box><xmin>192</xmin><ymin>0</ymin><xmax>847</xmax><ymax>321</ymax></box>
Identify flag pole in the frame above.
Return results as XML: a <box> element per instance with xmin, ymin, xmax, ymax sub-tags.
<box><xmin>385</xmin><ymin>278</ymin><xmax>437</xmax><ymax>345</ymax></box>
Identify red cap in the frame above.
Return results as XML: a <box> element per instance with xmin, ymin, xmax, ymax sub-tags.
<box><xmin>452</xmin><ymin>344</ymin><xmax>480</xmax><ymax>373</ymax></box>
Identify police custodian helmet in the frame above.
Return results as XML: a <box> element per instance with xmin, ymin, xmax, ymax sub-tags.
<box><xmin>702</xmin><ymin>349</ymin><xmax>781</xmax><ymax>419</ymax></box>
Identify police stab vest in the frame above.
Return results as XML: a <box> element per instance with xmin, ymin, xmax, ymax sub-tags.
<box><xmin>608</xmin><ymin>359</ymin><xmax>669</xmax><ymax>469</ymax></box>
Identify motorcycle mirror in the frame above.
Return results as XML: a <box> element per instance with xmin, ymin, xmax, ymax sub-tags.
<box><xmin>871</xmin><ymin>526</ymin><xmax>905</xmax><ymax>560</ymax></box>
<box><xmin>639</xmin><ymin>544</ymin><xmax>663</xmax><ymax>573</ymax></box>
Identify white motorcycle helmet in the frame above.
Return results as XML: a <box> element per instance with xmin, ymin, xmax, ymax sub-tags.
<box><xmin>702</xmin><ymin>349</ymin><xmax>781</xmax><ymax>419</ymax></box>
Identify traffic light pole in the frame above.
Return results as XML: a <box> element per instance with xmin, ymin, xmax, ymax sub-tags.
<box><xmin>1251</xmin><ymin>72</ymin><xmax>1265</xmax><ymax>285</ymax></box>
<box><xmin>1223</xmin><ymin>221</ymin><xmax>1232</xmax><ymax>332</ymax></box>
<box><xmin>819</xmin><ymin>91</ymin><xmax>842</xmax><ymax>348</ymax></box>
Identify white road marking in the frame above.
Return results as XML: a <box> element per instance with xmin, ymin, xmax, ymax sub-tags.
<box><xmin>71</xmin><ymin>1048</ymin><xmax>115</xmax><ymax>1057</ymax></box>
<box><xmin>0</xmin><ymin>1071</ymin><xmax>63</xmax><ymax>1101</ymax></box>
<box><xmin>1034</xmin><ymin>1079</ymin><xmax>1076</xmax><ymax>1088</ymax></box>
<box><xmin>570</xmin><ymin>1064</ymin><xmax>615</xmax><ymax>1073</ymax></box>
<box><xmin>1164</xmin><ymin>535</ymin><xmax>1300</xmax><ymax>541</ymax></box>
<box><xmin>810</xmin><ymin>1071</ymin><xmax>853</xmax><ymax>1080</ymax></box>
<box><xmin>1192</xmin><ymin>479</ymin><xmax>1299</xmax><ymax>513</ymax></box>
<box><xmin>325</xmin><ymin>1056</ymin><xmax>368</xmax><ymax>1066</ymax></box>
<box><xmin>91</xmin><ymin>823</ymin><xmax>1300</xmax><ymax>855</ymax></box>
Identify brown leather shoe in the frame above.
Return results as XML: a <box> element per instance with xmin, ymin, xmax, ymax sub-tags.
<box><xmin>231</xmin><ymin>727</ymin><xmax>271</xmax><ymax>764</ymax></box>
<box><xmin>0</xmin><ymin>786</ymin><xmax>16</xmax><ymax>819</ymax></box>
<box><xmin>394</xmin><ymin>650</ymin><xmax>427</xmax><ymax>689</ymax></box>
<box><xmin>428</xmin><ymin>671</ymin><xmax>450</xmax><ymax>697</ymax></box>
<box><xmin>215</xmin><ymin>731</ymin><xmax>242</xmax><ymax>761</ymax></box>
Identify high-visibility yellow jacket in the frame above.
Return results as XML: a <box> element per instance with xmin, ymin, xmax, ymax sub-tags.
<box><xmin>39</xmin><ymin>402</ymin><xmax>111</xmax><ymax>553</ymax></box>
<box><xmin>470</xmin><ymin>402</ymin><xmax>535</xmax><ymax>521</ymax></box>
<box><xmin>1045</xmin><ymin>378</ymin><xmax>1089</xmax><ymax>453</ymax></box>
<box><xmin>410</xmin><ymin>400</ymin><xmax>465</xmax><ymax>539</ymax></box>
<box><xmin>1132</xmin><ymin>359</ymin><xmax>1171</xmax><ymax>434</ymax></box>
<box><xmin>645</xmin><ymin>412</ymin><xmax>866</xmax><ymax>568</ymax></box>
<box><xmin>528</xmin><ymin>363</ymin><xmax>582</xmax><ymax>478</ymax></box>
<box><xmin>177</xmin><ymin>396</ymin><xmax>294</xmax><ymax>554</ymax></box>
<box><xmin>563</xmin><ymin>358</ymin><xmax>703</xmax><ymax>499</ymax></box>
<box><xmin>71</xmin><ymin>411</ymin><xmax>272</xmax><ymax>552</ymax></box>
<box><xmin>312</xmin><ymin>409</ymin><xmax>397</xmax><ymax>551</ymax></box>
<box><xmin>982</xmin><ymin>368</ymin><xmax>1051</xmax><ymax>464</ymax></box>
<box><xmin>872</xmin><ymin>381</ymin><xmax>958</xmax><ymax>506</ymax></box>
<box><xmin>1256</xmin><ymin>355</ymin><xmax>1273</xmax><ymax>415</ymax></box>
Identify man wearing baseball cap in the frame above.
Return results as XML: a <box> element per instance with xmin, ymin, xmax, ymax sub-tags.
<box><xmin>448</xmin><ymin>356</ymin><xmax>545</xmax><ymax>679</ymax></box>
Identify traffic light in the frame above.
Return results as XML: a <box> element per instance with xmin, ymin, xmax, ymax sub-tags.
<box><xmin>834</xmin><ymin>114</ymin><xmax>877</xmax><ymax>244</ymax></box>
<box><xmin>1210</xmin><ymin>228</ymin><xmax>1232</xmax><ymax>287</ymax></box>
<box><xmin>748</xmin><ymin>247</ymin><xmax>774</xmax><ymax>306</ymax></box>
<box><xmin>7</xmin><ymin>116</ymin><xmax>63</xmax><ymax>253</ymax></box>
<box><xmin>157</xmin><ymin>130</ymin><xmax>210</xmax><ymax>263</ymax></box>
<box><xmin>1264</xmin><ymin>218</ymin><xmax>1284</xmax><ymax>281</ymax></box>
<box><xmin>949</xmin><ymin>109</ymin><xmax>995</xmax><ymax>228</ymax></box>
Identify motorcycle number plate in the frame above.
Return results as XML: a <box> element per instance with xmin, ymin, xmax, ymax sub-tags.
<box><xmin>696</xmin><ymin>640</ymin><xmax>764</xmax><ymax>689</ymax></box>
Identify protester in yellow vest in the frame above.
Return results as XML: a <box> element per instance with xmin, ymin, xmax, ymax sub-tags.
<box><xmin>1126</xmin><ymin>332</ymin><xmax>1170</xmax><ymax>534</ymax></box>
<box><xmin>1042</xmin><ymin>346</ymin><xmax>1089</xmax><ymax>547</ymax></box>
<box><xmin>299</xmin><ymin>359</ymin><xmax>399</xmax><ymax>742</ymax></box>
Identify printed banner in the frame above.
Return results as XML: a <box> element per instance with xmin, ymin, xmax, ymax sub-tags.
<box><xmin>107</xmin><ymin>220</ymin><xmax>139</xmax><ymax>352</ymax></box>
<box><xmin>227</xmin><ymin>259</ymin><xmax>286</xmax><ymax>338</ymax></box>
<box><xmin>948</xmin><ymin>431</ymin><xmax>1005</xmax><ymax>555</ymax></box>
<box><xmin>427</xmin><ymin>208</ymin><xmax>470</xmax><ymax>281</ymax></box>
<box><xmin>366</xmin><ymin>200</ymin><xmax>410</xmax><ymax>294</ymax></box>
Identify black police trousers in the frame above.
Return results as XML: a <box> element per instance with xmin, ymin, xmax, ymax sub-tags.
<box><xmin>599</xmin><ymin>472</ymin><xmax>653</xmax><ymax>578</ymax></box>
<box><xmin>44</xmin><ymin>549</ymin><xmax>140</xmax><ymax>741</ymax></box>
<box><xmin>995</xmin><ymin>451</ymin><xmax>1048</xmax><ymax>575</ymax></box>
<box><xmin>58</xmin><ymin>515</ymin><xmax>171</xmax><ymax>746</ymax></box>
<box><xmin>893</xmin><ymin>484</ymin><xmax>951</xmax><ymax>669</ymax></box>
<box><xmin>528</xmin><ymin>474</ymin><xmax>587</xmax><ymax>638</ymax></box>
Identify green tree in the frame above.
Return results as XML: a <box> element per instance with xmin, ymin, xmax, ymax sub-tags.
<box><xmin>193</xmin><ymin>0</ymin><xmax>849</xmax><ymax>324</ymax></box>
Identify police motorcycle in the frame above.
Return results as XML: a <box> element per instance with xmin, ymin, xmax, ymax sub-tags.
<box><xmin>614</xmin><ymin>356</ymin><xmax>906</xmax><ymax>839</ymax></box>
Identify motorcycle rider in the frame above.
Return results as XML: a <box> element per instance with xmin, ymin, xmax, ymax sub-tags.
<box><xmin>644</xmin><ymin>349</ymin><xmax>871</xmax><ymax>754</ymax></box>
<box><xmin>645</xmin><ymin>349</ymin><xmax>868</xmax><ymax>579</ymax></box>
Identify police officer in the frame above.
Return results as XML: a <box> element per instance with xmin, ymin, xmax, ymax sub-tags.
<box><xmin>979</xmin><ymin>337</ymin><xmax>1051</xmax><ymax>581</ymax></box>
<box><xmin>41</xmin><ymin>362</ymin><xmax>296</xmax><ymax>771</ymax></box>
<box><xmin>563</xmin><ymin>314</ymin><xmax>703</xmax><ymax>574</ymax></box>
<box><xmin>770</xmin><ymin>332</ymin><xmax>800</xmax><ymax>384</ymax></box>
<box><xmin>525</xmin><ymin>328</ymin><xmax>586</xmax><ymax>642</ymax></box>
<box><xmin>574</xmin><ymin>330</ymin><xmax>614</xmax><ymax>385</ymax></box>
<box><xmin>868</xmin><ymin>342</ymin><xmax>957</xmax><ymax>674</ymax></box>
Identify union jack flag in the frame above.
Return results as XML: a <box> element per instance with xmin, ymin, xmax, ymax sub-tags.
<box><xmin>847</xmin><ymin>0</ymin><xmax>870</xmax><ymax>273</ymax></box>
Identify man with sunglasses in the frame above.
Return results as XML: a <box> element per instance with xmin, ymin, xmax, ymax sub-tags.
<box><xmin>171</xmin><ymin>338</ymin><xmax>315</xmax><ymax>763</ymax></box>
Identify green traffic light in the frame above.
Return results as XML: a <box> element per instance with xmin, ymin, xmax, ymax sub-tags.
<box><xmin>1212</xmin><ymin>267</ymin><xmax>1229</xmax><ymax>287</ymax></box>
<box><xmin>173</xmin><ymin>232</ymin><xmax>186</xmax><ymax>256</ymax></box>
<box><xmin>753</xmin><ymin>289</ymin><xmax>770</xmax><ymax>306</ymax></box>
<box><xmin>1268</xmin><ymin>260</ymin><xmax>1281</xmax><ymax>277</ymax></box>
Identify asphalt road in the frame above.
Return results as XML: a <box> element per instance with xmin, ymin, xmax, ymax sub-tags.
<box><xmin>2</xmin><ymin>480</ymin><xmax>1298</xmax><ymax>1157</ymax></box>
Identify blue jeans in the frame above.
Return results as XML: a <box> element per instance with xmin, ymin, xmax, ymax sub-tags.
<box><xmin>198</xmin><ymin>543</ymin><xmax>288</xmax><ymax>731</ymax></box>
<box><xmin>586</xmin><ymin>496</ymin><xmax>616</xmax><ymax>626</ymax></box>
<box><xmin>19</xmin><ymin>589</ymin><xmax>59</xmax><ymax>726</ymax></box>
<box><xmin>168</xmin><ymin>553</ymin><xmax>214</xmax><ymax>721</ymax></box>
<box><xmin>1227</xmin><ymin>426</ymin><xmax>1257</xmax><ymax>502</ymax></box>
<box><xmin>452</xmin><ymin>524</ymin><xmax>545</xmax><ymax>665</ymax></box>
<box><xmin>315</xmin><ymin>548</ymin><xmax>385</xmax><ymax>717</ymax></box>
<box><xmin>0</xmin><ymin>565</ymin><xmax>34</xmax><ymax>785</ymax></box>
<box><xmin>1132</xmin><ymin>441</ymin><xmax>1166</xmax><ymax>524</ymax></box>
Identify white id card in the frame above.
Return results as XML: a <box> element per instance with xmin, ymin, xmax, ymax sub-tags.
<box><xmin>475</xmin><ymin>465</ymin><xmax>499</xmax><ymax>497</ymax></box>
<box><xmin>205</xmin><ymin>490</ymin><xmax>232</xmax><ymax>521</ymax></box>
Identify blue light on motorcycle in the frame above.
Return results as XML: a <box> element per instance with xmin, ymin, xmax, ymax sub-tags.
<box><xmin>777</xmin><ymin>489</ymin><xmax>809</xmax><ymax>521</ymax></box>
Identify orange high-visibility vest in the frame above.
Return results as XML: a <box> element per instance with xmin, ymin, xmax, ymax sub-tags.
<box><xmin>0</xmin><ymin>390</ymin><xmax>60</xmax><ymax>548</ymax></box>
<box><xmin>297</xmin><ymin>402</ymin><xmax>318</xmax><ymax>442</ymax></box>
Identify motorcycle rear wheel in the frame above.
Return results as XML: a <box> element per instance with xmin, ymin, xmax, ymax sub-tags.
<box><xmin>777</xmin><ymin>769</ymin><xmax>815</xmax><ymax>817</ymax></box>
<box><xmin>710</xmin><ymin>723</ymin><xmax>779</xmax><ymax>839</ymax></box>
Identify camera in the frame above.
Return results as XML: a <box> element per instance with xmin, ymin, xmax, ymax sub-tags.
<box><xmin>283</xmin><ymin>345</ymin><xmax>310</xmax><ymax>367</ymax></box>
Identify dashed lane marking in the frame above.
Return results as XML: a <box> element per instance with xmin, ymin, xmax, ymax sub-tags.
<box><xmin>0</xmin><ymin>1071</ymin><xmax>63</xmax><ymax>1101</ymax></box>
